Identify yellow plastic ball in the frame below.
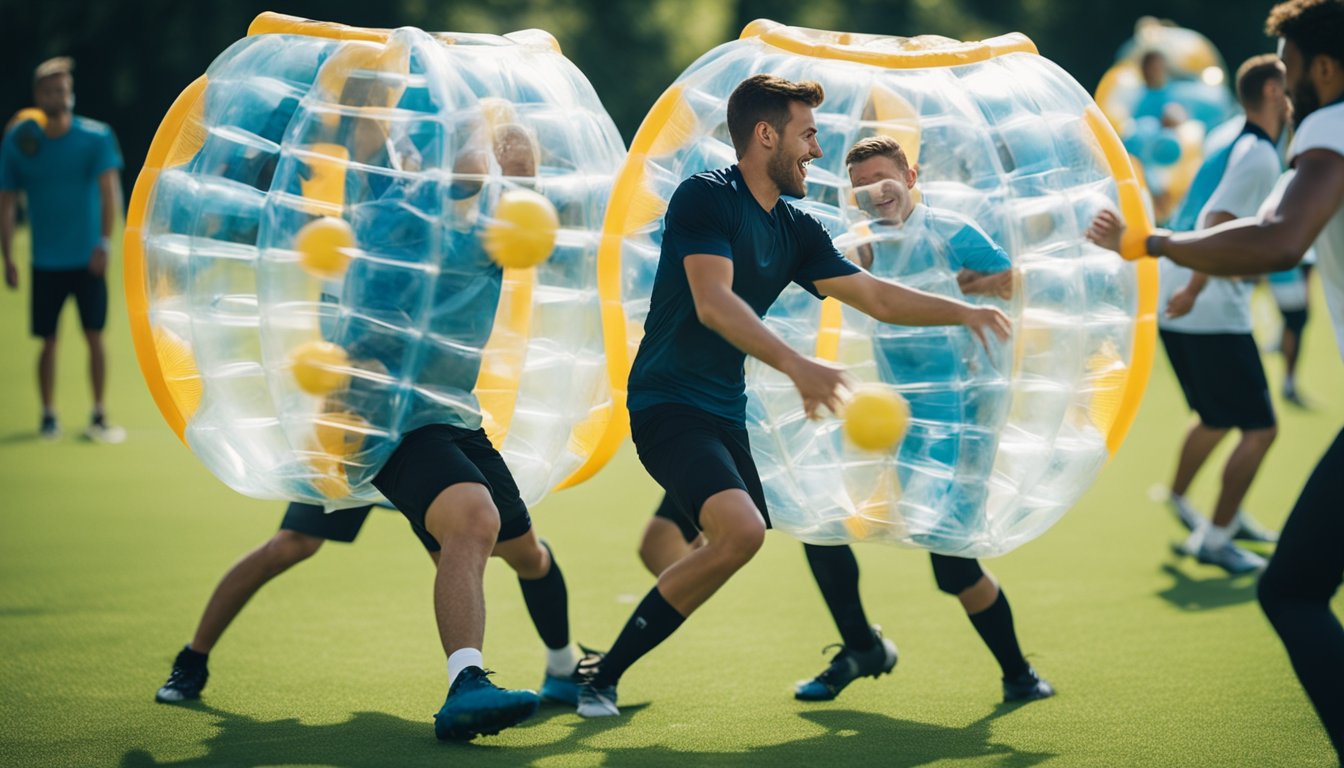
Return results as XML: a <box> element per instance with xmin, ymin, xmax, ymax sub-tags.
<box><xmin>295</xmin><ymin>216</ymin><xmax>354</xmax><ymax>279</ymax></box>
<box><xmin>290</xmin><ymin>340</ymin><xmax>351</xmax><ymax>395</ymax></box>
<box><xmin>483</xmin><ymin>189</ymin><xmax>559</xmax><ymax>269</ymax></box>
<box><xmin>843</xmin><ymin>386</ymin><xmax>910</xmax><ymax>452</ymax></box>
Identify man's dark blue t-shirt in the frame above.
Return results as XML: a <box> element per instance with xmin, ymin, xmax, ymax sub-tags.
<box><xmin>627</xmin><ymin>165</ymin><xmax>860</xmax><ymax>422</ymax></box>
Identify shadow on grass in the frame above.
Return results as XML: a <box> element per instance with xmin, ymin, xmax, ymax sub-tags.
<box><xmin>0</xmin><ymin>430</ymin><xmax>39</xmax><ymax>446</ymax></box>
<box><xmin>118</xmin><ymin>701</ymin><xmax>1055</xmax><ymax>768</ymax></box>
<box><xmin>1155</xmin><ymin>562</ymin><xmax>1260</xmax><ymax>611</ymax></box>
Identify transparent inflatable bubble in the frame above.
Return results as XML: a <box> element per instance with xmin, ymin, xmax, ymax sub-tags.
<box><xmin>1094</xmin><ymin>17</ymin><xmax>1238</xmax><ymax>222</ymax></box>
<box><xmin>124</xmin><ymin>14</ymin><xmax>626</xmax><ymax>507</ymax></box>
<box><xmin>598</xmin><ymin>21</ymin><xmax>1157</xmax><ymax>557</ymax></box>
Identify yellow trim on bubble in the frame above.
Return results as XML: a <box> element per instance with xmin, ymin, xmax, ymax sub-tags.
<box><xmin>558</xmin><ymin>84</ymin><xmax>695</xmax><ymax>489</ymax></box>
<box><xmin>1081</xmin><ymin>105</ymin><xmax>1158</xmax><ymax>456</ymax></box>
<box><xmin>124</xmin><ymin>75</ymin><xmax>210</xmax><ymax>445</ymax></box>
<box><xmin>740</xmin><ymin>19</ymin><xmax>1037</xmax><ymax>68</ymax></box>
<box><xmin>476</xmin><ymin>267</ymin><xmax>537</xmax><ymax>450</ymax></box>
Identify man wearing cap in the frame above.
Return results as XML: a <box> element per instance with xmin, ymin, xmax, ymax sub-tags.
<box><xmin>1</xmin><ymin>57</ymin><xmax>125</xmax><ymax>442</ymax></box>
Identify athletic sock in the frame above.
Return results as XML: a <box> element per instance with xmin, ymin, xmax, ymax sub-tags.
<box><xmin>804</xmin><ymin>543</ymin><xmax>876</xmax><ymax>652</ymax></box>
<box><xmin>179</xmin><ymin>644</ymin><xmax>208</xmax><ymax>666</ymax></box>
<box><xmin>1203</xmin><ymin>522</ymin><xmax>1235</xmax><ymax>551</ymax></box>
<box><xmin>518</xmin><ymin>540</ymin><xmax>570</xmax><ymax>652</ymax></box>
<box><xmin>546</xmin><ymin>645</ymin><xmax>577</xmax><ymax>677</ymax></box>
<box><xmin>591</xmin><ymin>587</ymin><xmax>684</xmax><ymax>688</ymax></box>
<box><xmin>967</xmin><ymin>590</ymin><xmax>1030</xmax><ymax>680</ymax></box>
<box><xmin>447</xmin><ymin>648</ymin><xmax>483</xmax><ymax>688</ymax></box>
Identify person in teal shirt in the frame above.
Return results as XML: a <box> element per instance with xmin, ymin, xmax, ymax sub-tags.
<box><xmin>0</xmin><ymin>57</ymin><xmax>124</xmax><ymax>442</ymax></box>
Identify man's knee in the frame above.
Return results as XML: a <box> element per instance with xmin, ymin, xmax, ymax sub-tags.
<box><xmin>715</xmin><ymin>513</ymin><xmax>765</xmax><ymax>566</ymax></box>
<box><xmin>267</xmin><ymin>530</ymin><xmax>324</xmax><ymax>567</ymax></box>
<box><xmin>931</xmin><ymin>554</ymin><xmax>984</xmax><ymax>596</ymax></box>
<box><xmin>426</xmin><ymin>485</ymin><xmax>500</xmax><ymax>551</ymax></box>
<box><xmin>1245</xmin><ymin>424</ymin><xmax>1278</xmax><ymax>447</ymax></box>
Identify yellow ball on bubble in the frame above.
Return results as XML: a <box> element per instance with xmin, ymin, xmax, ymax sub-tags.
<box><xmin>295</xmin><ymin>216</ymin><xmax>354</xmax><ymax>279</ymax></box>
<box><xmin>843</xmin><ymin>386</ymin><xmax>910</xmax><ymax>452</ymax></box>
<box><xmin>483</xmin><ymin>189</ymin><xmax>559</xmax><ymax>269</ymax></box>
<box><xmin>289</xmin><ymin>340</ymin><xmax>351</xmax><ymax>395</ymax></box>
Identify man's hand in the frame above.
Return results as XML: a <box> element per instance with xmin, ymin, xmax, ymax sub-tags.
<box><xmin>4</xmin><ymin>260</ymin><xmax>16</xmax><ymax>290</ymax></box>
<box><xmin>961</xmin><ymin>305</ymin><xmax>1011</xmax><ymax>352</ymax></box>
<box><xmin>784</xmin><ymin>355</ymin><xmax>851</xmax><ymax>420</ymax></box>
<box><xmin>1165</xmin><ymin>285</ymin><xmax>1198</xmax><ymax>318</ymax></box>
<box><xmin>89</xmin><ymin>243</ymin><xmax>108</xmax><ymax>278</ymax></box>
<box><xmin>1085</xmin><ymin>209</ymin><xmax>1125</xmax><ymax>253</ymax></box>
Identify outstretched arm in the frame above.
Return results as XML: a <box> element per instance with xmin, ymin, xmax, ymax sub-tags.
<box><xmin>813</xmin><ymin>269</ymin><xmax>1011</xmax><ymax>351</ymax></box>
<box><xmin>1148</xmin><ymin>149</ymin><xmax>1344</xmax><ymax>275</ymax></box>
<box><xmin>685</xmin><ymin>254</ymin><xmax>849</xmax><ymax>418</ymax></box>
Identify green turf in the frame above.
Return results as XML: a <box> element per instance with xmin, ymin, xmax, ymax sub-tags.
<box><xmin>1</xmin><ymin>226</ymin><xmax>1340</xmax><ymax>767</ymax></box>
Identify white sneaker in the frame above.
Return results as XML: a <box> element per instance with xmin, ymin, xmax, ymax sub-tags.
<box><xmin>1234</xmin><ymin>510</ymin><xmax>1279</xmax><ymax>544</ymax></box>
<box><xmin>1166</xmin><ymin>493</ymin><xmax>1203</xmax><ymax>532</ymax></box>
<box><xmin>1196</xmin><ymin>542</ymin><xmax>1267</xmax><ymax>575</ymax></box>
<box><xmin>83</xmin><ymin>421</ymin><xmax>127</xmax><ymax>444</ymax></box>
<box><xmin>576</xmin><ymin>682</ymin><xmax>619</xmax><ymax>718</ymax></box>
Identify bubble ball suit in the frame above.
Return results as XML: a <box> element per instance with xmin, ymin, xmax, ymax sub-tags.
<box><xmin>597</xmin><ymin>20</ymin><xmax>1158</xmax><ymax>558</ymax></box>
<box><xmin>1094</xmin><ymin>17</ymin><xmax>1238</xmax><ymax>222</ymax></box>
<box><xmin>123</xmin><ymin>13</ymin><xmax>626</xmax><ymax>507</ymax></box>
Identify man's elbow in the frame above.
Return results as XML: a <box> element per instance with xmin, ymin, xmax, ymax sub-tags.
<box><xmin>693</xmin><ymin>300</ymin><xmax>722</xmax><ymax>331</ymax></box>
<box><xmin>1268</xmin><ymin>248</ymin><xmax>1305</xmax><ymax>273</ymax></box>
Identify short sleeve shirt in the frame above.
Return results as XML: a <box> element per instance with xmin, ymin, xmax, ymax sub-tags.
<box><xmin>1289</xmin><ymin>100</ymin><xmax>1344</xmax><ymax>361</ymax></box>
<box><xmin>1159</xmin><ymin>126</ymin><xmax>1281</xmax><ymax>334</ymax></box>
<box><xmin>0</xmin><ymin>116</ymin><xmax>122</xmax><ymax>269</ymax></box>
<box><xmin>627</xmin><ymin>165</ymin><xmax>860</xmax><ymax>422</ymax></box>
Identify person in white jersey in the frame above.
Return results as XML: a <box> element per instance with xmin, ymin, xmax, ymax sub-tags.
<box><xmin>1089</xmin><ymin>0</ymin><xmax>1344</xmax><ymax>758</ymax></box>
<box><xmin>1157</xmin><ymin>54</ymin><xmax>1290</xmax><ymax>573</ymax></box>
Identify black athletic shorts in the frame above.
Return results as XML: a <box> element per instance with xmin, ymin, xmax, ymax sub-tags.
<box><xmin>31</xmin><ymin>267</ymin><xmax>107</xmax><ymax>337</ymax></box>
<box><xmin>280</xmin><ymin>502</ymin><xmax>438</xmax><ymax>551</ymax></box>
<box><xmin>1281</xmin><ymin>308</ymin><xmax>1308</xmax><ymax>336</ymax></box>
<box><xmin>630</xmin><ymin>403</ymin><xmax>769</xmax><ymax>530</ymax></box>
<box><xmin>653</xmin><ymin>492</ymin><xmax>701</xmax><ymax>544</ymax></box>
<box><xmin>1160</xmin><ymin>330</ymin><xmax>1275</xmax><ymax>430</ymax></box>
<box><xmin>371</xmin><ymin>424</ymin><xmax>532</xmax><ymax>547</ymax></box>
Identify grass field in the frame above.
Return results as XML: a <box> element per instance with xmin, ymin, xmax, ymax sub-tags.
<box><xmin>1</xmin><ymin>228</ymin><xmax>1341</xmax><ymax>767</ymax></box>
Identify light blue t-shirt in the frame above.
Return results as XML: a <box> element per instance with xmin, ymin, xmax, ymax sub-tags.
<box><xmin>0</xmin><ymin>116</ymin><xmax>122</xmax><ymax>270</ymax></box>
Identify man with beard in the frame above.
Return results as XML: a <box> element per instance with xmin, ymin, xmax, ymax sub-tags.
<box><xmin>575</xmin><ymin>74</ymin><xmax>1011</xmax><ymax>718</ymax></box>
<box><xmin>1089</xmin><ymin>0</ymin><xmax>1344</xmax><ymax>758</ymax></box>
<box><xmin>0</xmin><ymin>57</ymin><xmax>125</xmax><ymax>443</ymax></box>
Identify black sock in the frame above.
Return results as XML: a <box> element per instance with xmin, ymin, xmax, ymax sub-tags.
<box><xmin>518</xmin><ymin>540</ymin><xmax>569</xmax><ymax>650</ymax></box>
<box><xmin>592</xmin><ymin>587</ymin><xmax>684</xmax><ymax>688</ymax></box>
<box><xmin>804</xmin><ymin>543</ymin><xmax>876</xmax><ymax>652</ymax></box>
<box><xmin>179</xmin><ymin>644</ymin><xmax>208</xmax><ymax>666</ymax></box>
<box><xmin>967</xmin><ymin>590</ymin><xmax>1029</xmax><ymax>679</ymax></box>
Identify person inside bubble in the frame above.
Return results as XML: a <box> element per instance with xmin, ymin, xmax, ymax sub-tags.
<box><xmin>785</xmin><ymin>135</ymin><xmax>1054</xmax><ymax>706</ymax></box>
<box><xmin>1134</xmin><ymin>50</ymin><xmax>1189</xmax><ymax>129</ymax></box>
<box><xmin>306</xmin><ymin>93</ymin><xmax>566</xmax><ymax>739</ymax></box>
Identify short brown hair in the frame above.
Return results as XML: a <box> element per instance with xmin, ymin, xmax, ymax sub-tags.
<box><xmin>845</xmin><ymin>135</ymin><xmax>911</xmax><ymax>171</ymax></box>
<box><xmin>33</xmin><ymin>56</ymin><xmax>73</xmax><ymax>85</ymax></box>
<box><xmin>1266</xmin><ymin>0</ymin><xmax>1344</xmax><ymax>67</ymax></box>
<box><xmin>1235</xmin><ymin>54</ymin><xmax>1285</xmax><ymax>109</ymax></box>
<box><xmin>725</xmin><ymin>74</ymin><xmax>824</xmax><ymax>158</ymax></box>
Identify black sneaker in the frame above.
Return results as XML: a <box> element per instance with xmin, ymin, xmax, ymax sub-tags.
<box><xmin>794</xmin><ymin>625</ymin><xmax>898</xmax><ymax>701</ymax></box>
<box><xmin>155</xmin><ymin>645</ymin><xmax>209</xmax><ymax>703</ymax></box>
<box><xmin>39</xmin><ymin>414</ymin><xmax>59</xmax><ymax>441</ymax></box>
<box><xmin>435</xmin><ymin>666</ymin><xmax>540</xmax><ymax>741</ymax></box>
<box><xmin>1003</xmin><ymin>666</ymin><xmax>1055</xmax><ymax>703</ymax></box>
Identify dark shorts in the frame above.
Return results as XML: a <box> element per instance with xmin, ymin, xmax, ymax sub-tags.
<box><xmin>280</xmin><ymin>502</ymin><xmax>438</xmax><ymax>552</ymax></box>
<box><xmin>930</xmin><ymin>553</ymin><xmax>985</xmax><ymax>594</ymax></box>
<box><xmin>1160</xmin><ymin>330</ymin><xmax>1275</xmax><ymax>430</ymax></box>
<box><xmin>1281</xmin><ymin>308</ymin><xmax>1309</xmax><ymax>336</ymax></box>
<box><xmin>371</xmin><ymin>424</ymin><xmax>532</xmax><ymax>548</ymax></box>
<box><xmin>630</xmin><ymin>403</ymin><xmax>769</xmax><ymax>531</ymax></box>
<box><xmin>31</xmin><ymin>268</ymin><xmax>107</xmax><ymax>337</ymax></box>
<box><xmin>653</xmin><ymin>492</ymin><xmax>701</xmax><ymax>544</ymax></box>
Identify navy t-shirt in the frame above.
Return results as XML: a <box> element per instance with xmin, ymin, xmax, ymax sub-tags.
<box><xmin>627</xmin><ymin>165</ymin><xmax>860</xmax><ymax>422</ymax></box>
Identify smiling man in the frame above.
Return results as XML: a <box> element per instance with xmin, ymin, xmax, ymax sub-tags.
<box><xmin>575</xmin><ymin>74</ymin><xmax>1011</xmax><ymax>718</ymax></box>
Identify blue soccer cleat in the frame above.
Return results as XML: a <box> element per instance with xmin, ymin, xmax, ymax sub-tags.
<box><xmin>434</xmin><ymin>667</ymin><xmax>540</xmax><ymax>741</ymax></box>
<box><xmin>794</xmin><ymin>625</ymin><xmax>898</xmax><ymax>702</ymax></box>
